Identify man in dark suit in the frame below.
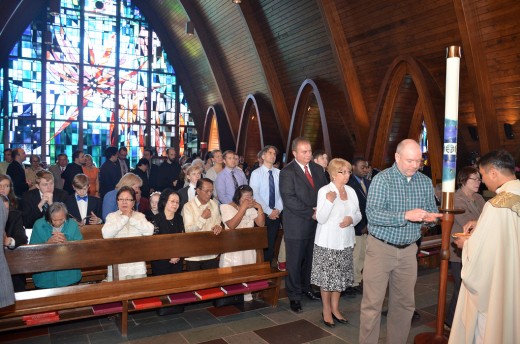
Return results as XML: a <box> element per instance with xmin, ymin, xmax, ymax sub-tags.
<box><xmin>6</xmin><ymin>148</ymin><xmax>29</xmax><ymax>197</ymax></box>
<box><xmin>65</xmin><ymin>174</ymin><xmax>103</xmax><ymax>225</ymax></box>
<box><xmin>22</xmin><ymin>170</ymin><xmax>69</xmax><ymax>229</ymax></box>
<box><xmin>280</xmin><ymin>137</ymin><xmax>327</xmax><ymax>313</ymax></box>
<box><xmin>118</xmin><ymin>147</ymin><xmax>131</xmax><ymax>176</ymax></box>
<box><xmin>62</xmin><ymin>150</ymin><xmax>86</xmax><ymax>194</ymax></box>
<box><xmin>143</xmin><ymin>148</ymin><xmax>159</xmax><ymax>193</ymax></box>
<box><xmin>99</xmin><ymin>147</ymin><xmax>122</xmax><ymax>199</ymax></box>
<box><xmin>346</xmin><ymin>157</ymin><xmax>371</xmax><ymax>296</ymax></box>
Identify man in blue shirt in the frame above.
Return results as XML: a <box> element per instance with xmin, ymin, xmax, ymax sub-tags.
<box><xmin>359</xmin><ymin>139</ymin><xmax>441</xmax><ymax>344</ymax></box>
<box><xmin>215</xmin><ymin>150</ymin><xmax>247</xmax><ymax>204</ymax></box>
<box><xmin>249</xmin><ymin>145</ymin><xmax>283</xmax><ymax>264</ymax></box>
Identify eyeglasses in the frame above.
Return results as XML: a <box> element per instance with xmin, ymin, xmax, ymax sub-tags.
<box><xmin>467</xmin><ymin>177</ymin><xmax>481</xmax><ymax>182</ymax></box>
<box><xmin>337</xmin><ymin>170</ymin><xmax>352</xmax><ymax>175</ymax></box>
<box><xmin>117</xmin><ymin>198</ymin><xmax>135</xmax><ymax>203</ymax></box>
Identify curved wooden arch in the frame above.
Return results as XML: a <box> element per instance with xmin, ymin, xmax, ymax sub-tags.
<box><xmin>201</xmin><ymin>106</ymin><xmax>220</xmax><ymax>155</ymax></box>
<box><xmin>366</xmin><ymin>56</ymin><xmax>445</xmax><ymax>183</ymax></box>
<box><xmin>236</xmin><ymin>94</ymin><xmax>285</xmax><ymax>166</ymax></box>
<box><xmin>286</xmin><ymin>79</ymin><xmax>331</xmax><ymax>162</ymax></box>
<box><xmin>238</xmin><ymin>1</ymin><xmax>290</xmax><ymax>148</ymax></box>
<box><xmin>180</xmin><ymin>0</ymin><xmax>239</xmax><ymax>143</ymax></box>
<box><xmin>236</xmin><ymin>95</ymin><xmax>264</xmax><ymax>155</ymax></box>
<box><xmin>202</xmin><ymin>105</ymin><xmax>236</xmax><ymax>152</ymax></box>
<box><xmin>236</xmin><ymin>95</ymin><xmax>262</xmax><ymax>166</ymax></box>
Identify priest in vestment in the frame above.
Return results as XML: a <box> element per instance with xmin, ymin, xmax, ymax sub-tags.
<box><xmin>450</xmin><ymin>150</ymin><xmax>520</xmax><ymax>344</ymax></box>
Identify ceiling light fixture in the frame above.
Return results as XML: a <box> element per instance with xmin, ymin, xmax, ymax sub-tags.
<box><xmin>232</xmin><ymin>0</ymin><xmax>242</xmax><ymax>4</ymax></box>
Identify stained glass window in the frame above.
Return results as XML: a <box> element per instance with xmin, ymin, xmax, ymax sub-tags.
<box><xmin>2</xmin><ymin>0</ymin><xmax>196</xmax><ymax>167</ymax></box>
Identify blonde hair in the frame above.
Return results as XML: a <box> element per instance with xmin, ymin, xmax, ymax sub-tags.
<box><xmin>72</xmin><ymin>173</ymin><xmax>89</xmax><ymax>189</ymax></box>
<box><xmin>327</xmin><ymin>158</ymin><xmax>351</xmax><ymax>178</ymax></box>
<box><xmin>115</xmin><ymin>172</ymin><xmax>143</xmax><ymax>189</ymax></box>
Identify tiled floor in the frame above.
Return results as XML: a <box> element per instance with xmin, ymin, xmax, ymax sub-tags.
<box><xmin>1</xmin><ymin>268</ymin><xmax>450</xmax><ymax>344</ymax></box>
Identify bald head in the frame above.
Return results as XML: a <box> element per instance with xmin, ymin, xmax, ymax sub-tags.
<box><xmin>395</xmin><ymin>139</ymin><xmax>422</xmax><ymax>177</ymax></box>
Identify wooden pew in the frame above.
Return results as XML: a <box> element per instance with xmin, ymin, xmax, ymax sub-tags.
<box><xmin>1</xmin><ymin>227</ymin><xmax>286</xmax><ymax>337</ymax></box>
<box><xmin>80</xmin><ymin>224</ymin><xmax>104</xmax><ymax>240</ymax></box>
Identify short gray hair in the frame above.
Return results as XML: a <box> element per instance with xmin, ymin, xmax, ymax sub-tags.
<box><xmin>48</xmin><ymin>202</ymin><xmax>69</xmax><ymax>220</ymax></box>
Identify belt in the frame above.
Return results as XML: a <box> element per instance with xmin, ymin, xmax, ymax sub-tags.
<box><xmin>370</xmin><ymin>234</ymin><xmax>413</xmax><ymax>249</ymax></box>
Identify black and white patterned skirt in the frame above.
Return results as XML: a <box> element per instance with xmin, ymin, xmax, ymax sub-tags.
<box><xmin>310</xmin><ymin>244</ymin><xmax>354</xmax><ymax>292</ymax></box>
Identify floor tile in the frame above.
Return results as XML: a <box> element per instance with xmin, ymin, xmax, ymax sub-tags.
<box><xmin>180</xmin><ymin>324</ymin><xmax>235</xmax><ymax>344</ymax></box>
<box><xmin>181</xmin><ymin>309</ymin><xmax>220</xmax><ymax>328</ymax></box>
<box><xmin>206</xmin><ymin>305</ymin><xmax>241</xmax><ymax>318</ymax></box>
<box><xmin>128</xmin><ymin>332</ymin><xmax>189</xmax><ymax>344</ymax></box>
<box><xmin>255</xmin><ymin>319</ymin><xmax>330</xmax><ymax>344</ymax></box>
<box><xmin>223</xmin><ymin>332</ymin><xmax>269</xmax><ymax>344</ymax></box>
<box><xmin>88</xmin><ymin>329</ymin><xmax>128</xmax><ymax>344</ymax></box>
<box><xmin>198</xmin><ymin>339</ymin><xmax>227</xmax><ymax>344</ymax></box>
<box><xmin>220</xmin><ymin>312</ymin><xmax>275</xmax><ymax>333</ymax></box>
<box><xmin>1</xmin><ymin>326</ymin><xmax>49</xmax><ymax>343</ymax></box>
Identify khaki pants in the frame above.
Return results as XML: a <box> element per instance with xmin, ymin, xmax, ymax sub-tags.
<box><xmin>353</xmin><ymin>233</ymin><xmax>367</xmax><ymax>286</ymax></box>
<box><xmin>359</xmin><ymin>235</ymin><xmax>417</xmax><ymax>344</ymax></box>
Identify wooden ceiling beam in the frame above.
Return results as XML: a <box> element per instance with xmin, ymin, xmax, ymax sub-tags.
<box><xmin>180</xmin><ymin>0</ymin><xmax>239</xmax><ymax>143</ymax></box>
<box><xmin>238</xmin><ymin>1</ymin><xmax>290</xmax><ymax>148</ymax></box>
<box><xmin>453</xmin><ymin>0</ymin><xmax>499</xmax><ymax>153</ymax></box>
<box><xmin>133</xmin><ymin>0</ymin><xmax>206</xmax><ymax>140</ymax></box>
<box><xmin>317</xmin><ymin>0</ymin><xmax>370</xmax><ymax>149</ymax></box>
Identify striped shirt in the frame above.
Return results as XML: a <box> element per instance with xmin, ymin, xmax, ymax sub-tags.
<box><xmin>366</xmin><ymin>163</ymin><xmax>437</xmax><ymax>245</ymax></box>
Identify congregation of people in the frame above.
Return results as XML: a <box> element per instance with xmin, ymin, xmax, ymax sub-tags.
<box><xmin>1</xmin><ymin>138</ymin><xmax>519</xmax><ymax>344</ymax></box>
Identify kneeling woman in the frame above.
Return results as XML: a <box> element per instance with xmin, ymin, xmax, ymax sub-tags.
<box><xmin>311</xmin><ymin>158</ymin><xmax>361</xmax><ymax>327</ymax></box>
<box><xmin>102</xmin><ymin>186</ymin><xmax>154</xmax><ymax>281</ymax></box>
<box><xmin>29</xmin><ymin>202</ymin><xmax>83</xmax><ymax>288</ymax></box>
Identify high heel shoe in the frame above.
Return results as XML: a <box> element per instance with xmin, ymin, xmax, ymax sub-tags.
<box><xmin>332</xmin><ymin>313</ymin><xmax>349</xmax><ymax>324</ymax></box>
<box><xmin>321</xmin><ymin>313</ymin><xmax>335</xmax><ymax>328</ymax></box>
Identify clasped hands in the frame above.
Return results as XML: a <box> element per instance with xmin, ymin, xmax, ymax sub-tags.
<box><xmin>47</xmin><ymin>231</ymin><xmax>67</xmax><ymax>244</ymax></box>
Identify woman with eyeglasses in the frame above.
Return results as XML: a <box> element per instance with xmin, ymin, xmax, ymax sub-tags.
<box><xmin>29</xmin><ymin>202</ymin><xmax>83</xmax><ymax>288</ymax></box>
<box><xmin>151</xmin><ymin>189</ymin><xmax>184</xmax><ymax>276</ymax></box>
<box><xmin>310</xmin><ymin>158</ymin><xmax>361</xmax><ymax>327</ymax></box>
<box><xmin>445</xmin><ymin>166</ymin><xmax>486</xmax><ymax>330</ymax></box>
<box><xmin>102</xmin><ymin>186</ymin><xmax>154</xmax><ymax>281</ymax></box>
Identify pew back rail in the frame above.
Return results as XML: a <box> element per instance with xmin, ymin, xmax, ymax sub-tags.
<box><xmin>2</xmin><ymin>227</ymin><xmax>286</xmax><ymax>337</ymax></box>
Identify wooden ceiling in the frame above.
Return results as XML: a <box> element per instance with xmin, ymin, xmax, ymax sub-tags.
<box><xmin>1</xmin><ymin>0</ymin><xmax>519</xmax><ymax>168</ymax></box>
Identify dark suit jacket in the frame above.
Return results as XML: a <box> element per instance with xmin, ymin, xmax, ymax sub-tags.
<box><xmin>64</xmin><ymin>194</ymin><xmax>103</xmax><ymax>223</ymax></box>
<box><xmin>7</xmin><ymin>161</ymin><xmax>28</xmax><ymax>197</ymax></box>
<box><xmin>99</xmin><ymin>160</ymin><xmax>122</xmax><ymax>199</ymax></box>
<box><xmin>279</xmin><ymin>160</ymin><xmax>327</xmax><ymax>240</ymax></box>
<box><xmin>21</xmin><ymin>188</ymin><xmax>69</xmax><ymax>228</ymax></box>
<box><xmin>5</xmin><ymin>209</ymin><xmax>27</xmax><ymax>292</ymax></box>
<box><xmin>347</xmin><ymin>176</ymin><xmax>371</xmax><ymax>235</ymax></box>
<box><xmin>132</xmin><ymin>168</ymin><xmax>150</xmax><ymax>198</ymax></box>
<box><xmin>5</xmin><ymin>209</ymin><xmax>27</xmax><ymax>247</ymax></box>
<box><xmin>178</xmin><ymin>186</ymin><xmax>190</xmax><ymax>215</ymax></box>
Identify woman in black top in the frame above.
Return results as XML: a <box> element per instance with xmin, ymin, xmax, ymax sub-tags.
<box><xmin>151</xmin><ymin>189</ymin><xmax>184</xmax><ymax>275</ymax></box>
<box><xmin>1</xmin><ymin>193</ymin><xmax>27</xmax><ymax>291</ymax></box>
